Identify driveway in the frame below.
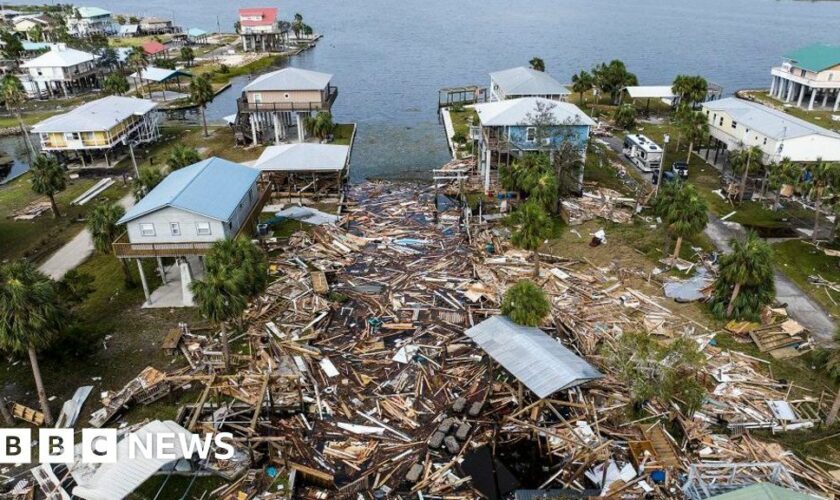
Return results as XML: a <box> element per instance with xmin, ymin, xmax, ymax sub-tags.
<box><xmin>39</xmin><ymin>193</ymin><xmax>135</xmax><ymax>280</ymax></box>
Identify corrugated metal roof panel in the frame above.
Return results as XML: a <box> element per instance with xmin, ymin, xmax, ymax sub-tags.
<box><xmin>465</xmin><ymin>316</ymin><xmax>602</xmax><ymax>398</ymax></box>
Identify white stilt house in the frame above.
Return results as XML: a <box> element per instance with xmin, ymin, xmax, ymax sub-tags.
<box><xmin>234</xmin><ymin>67</ymin><xmax>337</xmax><ymax>146</ymax></box>
<box><xmin>770</xmin><ymin>43</ymin><xmax>840</xmax><ymax>112</ymax></box>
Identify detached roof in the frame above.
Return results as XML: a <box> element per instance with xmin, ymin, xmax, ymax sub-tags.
<box><xmin>118</xmin><ymin>157</ymin><xmax>260</xmax><ymax>224</ymax></box>
<box><xmin>489</xmin><ymin>66</ymin><xmax>570</xmax><ymax>97</ymax></box>
<box><xmin>71</xmin><ymin>420</ymin><xmax>192</xmax><ymax>500</ymax></box>
<box><xmin>32</xmin><ymin>96</ymin><xmax>157</xmax><ymax>134</ymax></box>
<box><xmin>253</xmin><ymin>143</ymin><xmax>350</xmax><ymax>172</ymax></box>
<box><xmin>703</xmin><ymin>97</ymin><xmax>840</xmax><ymax>140</ymax></box>
<box><xmin>708</xmin><ymin>483</ymin><xmax>815</xmax><ymax>500</ymax></box>
<box><xmin>784</xmin><ymin>43</ymin><xmax>840</xmax><ymax>73</ymax></box>
<box><xmin>22</xmin><ymin>45</ymin><xmax>94</xmax><ymax>68</ymax></box>
<box><xmin>118</xmin><ymin>24</ymin><xmax>139</xmax><ymax>35</ymax></box>
<box><xmin>466</xmin><ymin>316</ymin><xmax>602</xmax><ymax>398</ymax></box>
<box><xmin>239</xmin><ymin>7</ymin><xmax>277</xmax><ymax>26</ymax></box>
<box><xmin>623</xmin><ymin>85</ymin><xmax>676</xmax><ymax>99</ymax></box>
<box><xmin>75</xmin><ymin>6</ymin><xmax>111</xmax><ymax>18</ymax></box>
<box><xmin>141</xmin><ymin>40</ymin><xmax>167</xmax><ymax>55</ymax></box>
<box><xmin>243</xmin><ymin>67</ymin><xmax>333</xmax><ymax>92</ymax></box>
<box><xmin>471</xmin><ymin>97</ymin><xmax>595</xmax><ymax>127</ymax></box>
<box><xmin>130</xmin><ymin>66</ymin><xmax>192</xmax><ymax>82</ymax></box>
<box><xmin>188</xmin><ymin>28</ymin><xmax>208</xmax><ymax>37</ymax></box>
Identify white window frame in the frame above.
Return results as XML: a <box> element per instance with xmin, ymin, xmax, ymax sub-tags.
<box><xmin>195</xmin><ymin>222</ymin><xmax>212</xmax><ymax>236</ymax></box>
<box><xmin>525</xmin><ymin>127</ymin><xmax>537</xmax><ymax>142</ymax></box>
<box><xmin>169</xmin><ymin>222</ymin><xmax>181</xmax><ymax>236</ymax></box>
<box><xmin>253</xmin><ymin>93</ymin><xmax>262</xmax><ymax>104</ymax></box>
<box><xmin>139</xmin><ymin>223</ymin><xmax>155</xmax><ymax>237</ymax></box>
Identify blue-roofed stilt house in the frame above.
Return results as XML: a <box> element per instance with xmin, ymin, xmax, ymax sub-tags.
<box><xmin>469</xmin><ymin>97</ymin><xmax>595</xmax><ymax>191</ymax></box>
<box><xmin>113</xmin><ymin>157</ymin><xmax>270</xmax><ymax>307</ymax></box>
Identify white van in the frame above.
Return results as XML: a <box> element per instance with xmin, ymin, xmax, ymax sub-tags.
<box><xmin>622</xmin><ymin>134</ymin><xmax>663</xmax><ymax>173</ymax></box>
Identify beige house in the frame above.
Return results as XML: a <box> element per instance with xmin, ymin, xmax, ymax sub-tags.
<box><xmin>770</xmin><ymin>43</ymin><xmax>840</xmax><ymax>111</ymax></box>
<box><xmin>234</xmin><ymin>67</ymin><xmax>337</xmax><ymax>145</ymax></box>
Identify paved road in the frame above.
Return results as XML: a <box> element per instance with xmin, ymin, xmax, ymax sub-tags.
<box><xmin>704</xmin><ymin>215</ymin><xmax>836</xmax><ymax>346</ymax></box>
<box><xmin>39</xmin><ymin>193</ymin><xmax>135</xmax><ymax>281</ymax></box>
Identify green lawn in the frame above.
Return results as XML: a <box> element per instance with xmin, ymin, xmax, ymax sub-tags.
<box><xmin>0</xmin><ymin>173</ymin><xmax>130</xmax><ymax>262</ymax></box>
<box><xmin>448</xmin><ymin>108</ymin><xmax>478</xmax><ymax>139</ymax></box>
<box><xmin>773</xmin><ymin>239</ymin><xmax>840</xmax><ymax>320</ymax></box>
<box><xmin>108</xmin><ymin>34</ymin><xmax>173</xmax><ymax>48</ymax></box>
<box><xmin>746</xmin><ymin>91</ymin><xmax>840</xmax><ymax>133</ymax></box>
<box><xmin>333</xmin><ymin>123</ymin><xmax>356</xmax><ymax>146</ymax></box>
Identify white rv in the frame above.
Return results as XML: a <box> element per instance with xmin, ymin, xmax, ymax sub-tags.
<box><xmin>622</xmin><ymin>134</ymin><xmax>663</xmax><ymax>173</ymax></box>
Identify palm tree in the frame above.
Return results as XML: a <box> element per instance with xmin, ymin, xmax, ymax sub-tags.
<box><xmin>613</xmin><ymin>104</ymin><xmax>636</xmax><ymax>130</ymax></box>
<box><xmin>681</xmin><ymin>109</ymin><xmax>709</xmax><ymax>165</ymax></box>
<box><xmin>28</xmin><ymin>24</ymin><xmax>44</xmax><ymax>43</ymax></box>
<box><xmin>30</xmin><ymin>155</ymin><xmax>66</xmax><ymax>218</ymax></box>
<box><xmin>0</xmin><ymin>31</ymin><xmax>24</xmax><ymax>68</ymax></box>
<box><xmin>304</xmin><ymin>111</ymin><xmax>335</xmax><ymax>141</ymax></box>
<box><xmin>127</xmin><ymin>48</ymin><xmax>149</xmax><ymax>97</ymax></box>
<box><xmin>167</xmin><ymin>145</ymin><xmax>201</xmax><ymax>171</ymax></box>
<box><xmin>180</xmin><ymin>46</ymin><xmax>195</xmax><ymax>67</ymax></box>
<box><xmin>672</xmin><ymin>75</ymin><xmax>708</xmax><ymax>108</ymax></box>
<box><xmin>501</xmin><ymin>280</ymin><xmax>550</xmax><ymax>326</ymax></box>
<box><xmin>592</xmin><ymin>59</ymin><xmax>638</xmax><ymax>104</ymax></box>
<box><xmin>509</xmin><ymin>200</ymin><xmax>550</xmax><ymax>277</ymax></box>
<box><xmin>663</xmin><ymin>183</ymin><xmax>708</xmax><ymax>258</ymax></box>
<box><xmin>733</xmin><ymin>145</ymin><xmax>763</xmax><ymax>203</ymax></box>
<box><xmin>765</xmin><ymin>157</ymin><xmax>796</xmax><ymax>208</ymax></box>
<box><xmin>103</xmin><ymin>73</ymin><xmax>129</xmax><ymax>95</ymax></box>
<box><xmin>190</xmin><ymin>74</ymin><xmax>214</xmax><ymax>137</ymax></box>
<box><xmin>570</xmin><ymin>70</ymin><xmax>594</xmax><ymax>105</ymax></box>
<box><xmin>529</xmin><ymin>57</ymin><xmax>545</xmax><ymax>72</ymax></box>
<box><xmin>2</xmin><ymin>74</ymin><xmax>35</xmax><ymax>161</ymax></box>
<box><xmin>133</xmin><ymin>166</ymin><xmax>164</xmax><ymax>201</ymax></box>
<box><xmin>807</xmin><ymin>160</ymin><xmax>840</xmax><ymax>243</ymax></box>
<box><xmin>191</xmin><ymin>239</ymin><xmax>267</xmax><ymax>371</ymax></box>
<box><xmin>0</xmin><ymin>260</ymin><xmax>70</xmax><ymax>425</ymax></box>
<box><xmin>816</xmin><ymin>332</ymin><xmax>840</xmax><ymax>425</ymax></box>
<box><xmin>716</xmin><ymin>232</ymin><xmax>775</xmax><ymax>318</ymax></box>
<box><xmin>87</xmin><ymin>203</ymin><xmax>126</xmax><ymax>253</ymax></box>
<box><xmin>292</xmin><ymin>13</ymin><xmax>304</xmax><ymax>39</ymax></box>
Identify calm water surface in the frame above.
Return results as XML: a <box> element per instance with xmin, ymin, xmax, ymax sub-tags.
<box><xmin>9</xmin><ymin>0</ymin><xmax>840</xmax><ymax>180</ymax></box>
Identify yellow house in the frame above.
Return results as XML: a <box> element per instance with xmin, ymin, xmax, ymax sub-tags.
<box><xmin>32</xmin><ymin>96</ymin><xmax>160</xmax><ymax>167</ymax></box>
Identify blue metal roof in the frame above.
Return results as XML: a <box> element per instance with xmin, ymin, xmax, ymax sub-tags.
<box><xmin>118</xmin><ymin>157</ymin><xmax>260</xmax><ymax>225</ymax></box>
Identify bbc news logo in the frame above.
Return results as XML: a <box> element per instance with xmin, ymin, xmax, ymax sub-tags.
<box><xmin>0</xmin><ymin>429</ymin><xmax>235</xmax><ymax>464</ymax></box>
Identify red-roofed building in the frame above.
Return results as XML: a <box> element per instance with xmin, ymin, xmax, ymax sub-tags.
<box><xmin>141</xmin><ymin>40</ymin><xmax>168</xmax><ymax>59</ymax></box>
<box><xmin>237</xmin><ymin>7</ymin><xmax>287</xmax><ymax>52</ymax></box>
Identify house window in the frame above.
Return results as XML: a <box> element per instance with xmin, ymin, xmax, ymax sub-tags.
<box><xmin>253</xmin><ymin>93</ymin><xmax>262</xmax><ymax>104</ymax></box>
<box><xmin>196</xmin><ymin>222</ymin><xmax>212</xmax><ymax>235</ymax></box>
<box><xmin>731</xmin><ymin>121</ymin><xmax>737</xmax><ymax>129</ymax></box>
<box><xmin>763</xmin><ymin>138</ymin><xmax>767</xmax><ymax>145</ymax></box>
<box><xmin>719</xmin><ymin>117</ymin><xmax>724</xmax><ymax>126</ymax></box>
<box><xmin>170</xmin><ymin>222</ymin><xmax>181</xmax><ymax>236</ymax></box>
<box><xmin>139</xmin><ymin>223</ymin><xmax>155</xmax><ymax>237</ymax></box>
<box><xmin>525</xmin><ymin>127</ymin><xmax>536</xmax><ymax>142</ymax></box>
<box><xmin>64</xmin><ymin>132</ymin><xmax>80</xmax><ymax>141</ymax></box>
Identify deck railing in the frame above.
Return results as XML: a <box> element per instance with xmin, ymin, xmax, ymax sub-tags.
<box><xmin>237</xmin><ymin>87</ymin><xmax>338</xmax><ymax>114</ymax></box>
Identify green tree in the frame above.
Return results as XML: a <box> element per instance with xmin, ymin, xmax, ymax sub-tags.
<box><xmin>28</xmin><ymin>24</ymin><xmax>44</xmax><ymax>43</ymax></box>
<box><xmin>127</xmin><ymin>47</ymin><xmax>149</xmax><ymax>97</ymax></box>
<box><xmin>764</xmin><ymin>157</ymin><xmax>797</xmax><ymax>207</ymax></box>
<box><xmin>189</xmin><ymin>74</ymin><xmax>214</xmax><ymax>137</ymax></box>
<box><xmin>672</xmin><ymin>75</ymin><xmax>708</xmax><ymax>108</ymax></box>
<box><xmin>680</xmin><ymin>109</ymin><xmax>709</xmax><ymax>165</ymax></box>
<box><xmin>662</xmin><ymin>182</ymin><xmax>708</xmax><ymax>258</ymax></box>
<box><xmin>1</xmin><ymin>74</ymin><xmax>35</xmax><ymax>161</ymax></box>
<box><xmin>167</xmin><ymin>145</ymin><xmax>201</xmax><ymax>171</ymax></box>
<box><xmin>180</xmin><ymin>46</ymin><xmax>195</xmax><ymax>67</ymax></box>
<box><xmin>570</xmin><ymin>70</ymin><xmax>593</xmax><ymax>105</ymax></box>
<box><xmin>730</xmin><ymin>145</ymin><xmax>763</xmax><ymax>204</ymax></box>
<box><xmin>0</xmin><ymin>260</ymin><xmax>71</xmax><ymax>425</ymax></box>
<box><xmin>103</xmin><ymin>72</ymin><xmax>129</xmax><ymax>95</ymax></box>
<box><xmin>30</xmin><ymin>155</ymin><xmax>66</xmax><ymax>218</ymax></box>
<box><xmin>592</xmin><ymin>59</ymin><xmax>638</xmax><ymax>104</ymax></box>
<box><xmin>501</xmin><ymin>280</ymin><xmax>550</xmax><ymax>327</ymax></box>
<box><xmin>529</xmin><ymin>57</ymin><xmax>545</xmax><ymax>72</ymax></box>
<box><xmin>814</xmin><ymin>331</ymin><xmax>840</xmax><ymax>425</ymax></box>
<box><xmin>601</xmin><ymin>332</ymin><xmax>706</xmax><ymax>415</ymax></box>
<box><xmin>56</xmin><ymin>269</ymin><xmax>95</xmax><ymax>309</ymax></box>
<box><xmin>304</xmin><ymin>111</ymin><xmax>335</xmax><ymax>141</ymax></box>
<box><xmin>191</xmin><ymin>239</ymin><xmax>267</xmax><ymax>371</ymax></box>
<box><xmin>99</xmin><ymin>47</ymin><xmax>119</xmax><ymax>69</ymax></box>
<box><xmin>509</xmin><ymin>200</ymin><xmax>551</xmax><ymax>277</ymax></box>
<box><xmin>1</xmin><ymin>31</ymin><xmax>24</xmax><ymax>66</ymax></box>
<box><xmin>806</xmin><ymin>160</ymin><xmax>840</xmax><ymax>243</ymax></box>
<box><xmin>711</xmin><ymin>232</ymin><xmax>775</xmax><ymax>319</ymax></box>
<box><xmin>292</xmin><ymin>13</ymin><xmax>304</xmax><ymax>39</ymax></box>
<box><xmin>87</xmin><ymin>202</ymin><xmax>125</xmax><ymax>253</ymax></box>
<box><xmin>133</xmin><ymin>166</ymin><xmax>164</xmax><ymax>201</ymax></box>
<box><xmin>613</xmin><ymin>104</ymin><xmax>636</xmax><ymax>130</ymax></box>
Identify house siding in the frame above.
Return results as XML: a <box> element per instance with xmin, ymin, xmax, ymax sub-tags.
<box><xmin>505</xmin><ymin>124</ymin><xmax>591</xmax><ymax>151</ymax></box>
<box><xmin>247</xmin><ymin>89</ymin><xmax>325</xmax><ymax>105</ymax></box>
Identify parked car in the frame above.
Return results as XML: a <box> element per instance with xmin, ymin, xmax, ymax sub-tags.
<box><xmin>652</xmin><ymin>170</ymin><xmax>676</xmax><ymax>185</ymax></box>
<box><xmin>672</xmin><ymin>160</ymin><xmax>688</xmax><ymax>179</ymax></box>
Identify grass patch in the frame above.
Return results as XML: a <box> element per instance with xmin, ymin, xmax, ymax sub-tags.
<box><xmin>0</xmin><ymin>173</ymin><xmax>130</xmax><ymax>262</ymax></box>
<box><xmin>332</xmin><ymin>123</ymin><xmax>355</xmax><ymax>146</ymax></box>
<box><xmin>747</xmin><ymin>91</ymin><xmax>840</xmax><ymax>133</ymax></box>
<box><xmin>773</xmin><ymin>239</ymin><xmax>840</xmax><ymax>319</ymax></box>
<box><xmin>206</xmin><ymin>55</ymin><xmax>280</xmax><ymax>85</ymax></box>
<box><xmin>448</xmin><ymin>108</ymin><xmax>478</xmax><ymax>139</ymax></box>
<box><xmin>108</xmin><ymin>34</ymin><xmax>173</xmax><ymax>48</ymax></box>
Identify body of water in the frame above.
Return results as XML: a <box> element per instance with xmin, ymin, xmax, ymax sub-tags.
<box><xmin>10</xmin><ymin>0</ymin><xmax>840</xmax><ymax>180</ymax></box>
